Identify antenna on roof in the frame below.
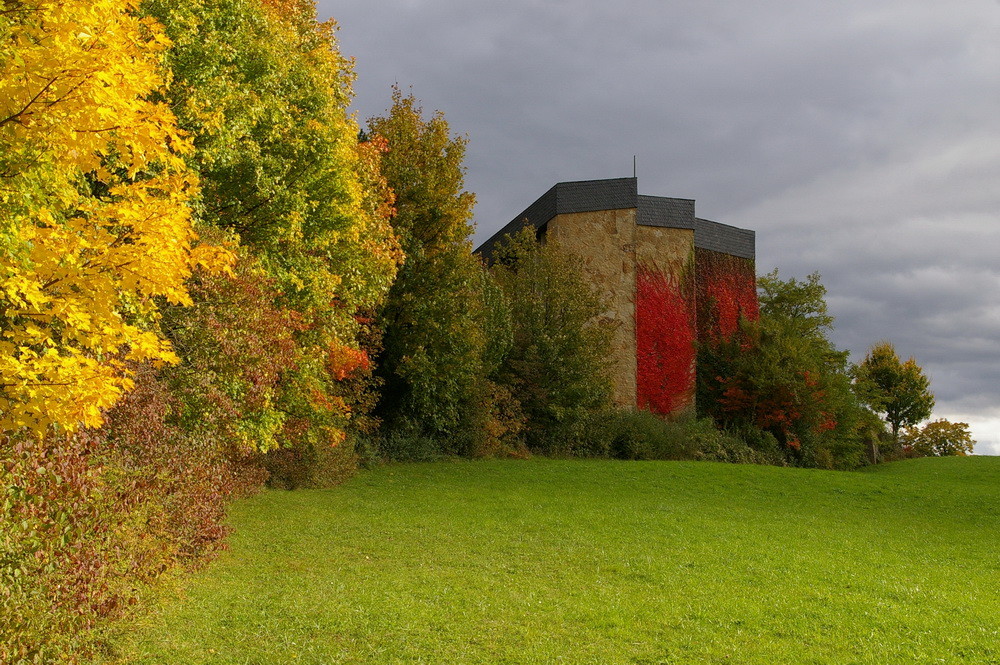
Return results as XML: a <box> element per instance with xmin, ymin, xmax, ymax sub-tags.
<box><xmin>633</xmin><ymin>155</ymin><xmax>637</xmax><ymax>179</ymax></box>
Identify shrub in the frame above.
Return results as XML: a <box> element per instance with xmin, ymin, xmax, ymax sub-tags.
<box><xmin>591</xmin><ymin>410</ymin><xmax>695</xmax><ymax>460</ymax></box>
<box><xmin>263</xmin><ymin>437</ymin><xmax>360</xmax><ymax>489</ymax></box>
<box><xmin>160</xmin><ymin>251</ymin><xmax>301</xmax><ymax>456</ymax></box>
<box><xmin>712</xmin><ymin>425</ymin><xmax>788</xmax><ymax>466</ymax></box>
<box><xmin>465</xmin><ymin>380</ymin><xmax>529</xmax><ymax>459</ymax></box>
<box><xmin>367</xmin><ymin>432</ymin><xmax>445</xmax><ymax>463</ymax></box>
<box><xmin>0</xmin><ymin>366</ymin><xmax>267</xmax><ymax>662</ymax></box>
<box><xmin>588</xmin><ymin>410</ymin><xmax>771</xmax><ymax>464</ymax></box>
<box><xmin>1</xmin><ymin>433</ymin><xmax>106</xmax><ymax>663</ymax></box>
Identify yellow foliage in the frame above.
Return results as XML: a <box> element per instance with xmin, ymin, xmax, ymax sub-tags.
<box><xmin>0</xmin><ymin>0</ymin><xmax>222</xmax><ymax>433</ymax></box>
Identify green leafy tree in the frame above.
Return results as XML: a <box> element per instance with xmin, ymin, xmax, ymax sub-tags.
<box><xmin>900</xmin><ymin>418</ymin><xmax>975</xmax><ymax>457</ymax></box>
<box><xmin>853</xmin><ymin>341</ymin><xmax>934</xmax><ymax>443</ymax></box>
<box><xmin>698</xmin><ymin>271</ymin><xmax>866</xmax><ymax>468</ymax></box>
<box><xmin>491</xmin><ymin>228</ymin><xmax>616</xmax><ymax>455</ymax></box>
<box><xmin>366</xmin><ymin>89</ymin><xmax>488</xmax><ymax>450</ymax></box>
<box><xmin>142</xmin><ymin>0</ymin><xmax>401</xmax><ymax>472</ymax></box>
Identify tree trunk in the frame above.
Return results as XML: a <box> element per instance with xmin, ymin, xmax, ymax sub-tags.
<box><xmin>867</xmin><ymin>438</ymin><xmax>880</xmax><ymax>465</ymax></box>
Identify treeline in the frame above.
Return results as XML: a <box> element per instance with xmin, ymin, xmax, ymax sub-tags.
<box><xmin>695</xmin><ymin>271</ymin><xmax>973</xmax><ymax>466</ymax></box>
<box><xmin>2</xmin><ymin>0</ymin><xmax>400</xmax><ymax>659</ymax></box>
<box><xmin>0</xmin><ymin>1</ymin><xmax>973</xmax><ymax>661</ymax></box>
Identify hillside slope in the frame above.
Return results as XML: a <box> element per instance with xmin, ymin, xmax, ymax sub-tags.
<box><xmin>119</xmin><ymin>457</ymin><xmax>1000</xmax><ymax>664</ymax></box>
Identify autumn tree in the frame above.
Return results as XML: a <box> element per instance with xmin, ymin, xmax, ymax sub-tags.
<box><xmin>698</xmin><ymin>271</ymin><xmax>866</xmax><ymax>468</ymax></box>
<box><xmin>0</xmin><ymin>0</ymin><xmax>231</xmax><ymax>434</ymax></box>
<box><xmin>853</xmin><ymin>341</ymin><xmax>934</xmax><ymax>443</ymax></box>
<box><xmin>2</xmin><ymin>2</ymin><xmax>404</xmax><ymax>657</ymax></box>
<box><xmin>142</xmin><ymin>0</ymin><xmax>402</xmax><ymax>469</ymax></box>
<box><xmin>366</xmin><ymin>89</ymin><xmax>489</xmax><ymax>451</ymax></box>
<box><xmin>491</xmin><ymin>228</ymin><xmax>616</xmax><ymax>455</ymax></box>
<box><xmin>0</xmin><ymin>1</ymin><xmax>233</xmax><ymax>657</ymax></box>
<box><xmin>901</xmin><ymin>419</ymin><xmax>976</xmax><ymax>457</ymax></box>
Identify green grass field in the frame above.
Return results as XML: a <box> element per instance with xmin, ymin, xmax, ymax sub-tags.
<box><xmin>116</xmin><ymin>457</ymin><xmax>1000</xmax><ymax>664</ymax></box>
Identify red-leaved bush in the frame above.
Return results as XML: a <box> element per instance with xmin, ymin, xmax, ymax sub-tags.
<box><xmin>161</xmin><ymin>254</ymin><xmax>303</xmax><ymax>455</ymax></box>
<box><xmin>2</xmin><ymin>433</ymin><xmax>106</xmax><ymax>662</ymax></box>
<box><xmin>0</xmin><ymin>365</ymin><xmax>266</xmax><ymax>662</ymax></box>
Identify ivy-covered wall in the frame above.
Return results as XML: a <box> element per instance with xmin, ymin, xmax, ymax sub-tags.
<box><xmin>636</xmin><ymin>265</ymin><xmax>696</xmax><ymax>414</ymax></box>
<box><xmin>544</xmin><ymin>214</ymin><xmax>756</xmax><ymax>418</ymax></box>
<box><xmin>634</xmin><ymin>225</ymin><xmax>697</xmax><ymax>415</ymax></box>
<box><xmin>485</xmin><ymin>179</ymin><xmax>757</xmax><ymax>419</ymax></box>
<box><xmin>695</xmin><ymin>249</ymin><xmax>759</xmax><ymax>343</ymax></box>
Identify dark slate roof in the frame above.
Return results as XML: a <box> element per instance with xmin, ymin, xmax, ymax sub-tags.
<box><xmin>693</xmin><ymin>218</ymin><xmax>755</xmax><ymax>260</ymax></box>
<box><xmin>637</xmin><ymin>195</ymin><xmax>695</xmax><ymax>229</ymax></box>
<box><xmin>475</xmin><ymin>178</ymin><xmax>638</xmax><ymax>261</ymax></box>
<box><xmin>475</xmin><ymin>177</ymin><xmax>755</xmax><ymax>261</ymax></box>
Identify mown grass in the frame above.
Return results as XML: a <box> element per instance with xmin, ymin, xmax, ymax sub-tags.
<box><xmin>115</xmin><ymin>456</ymin><xmax>1000</xmax><ymax>664</ymax></box>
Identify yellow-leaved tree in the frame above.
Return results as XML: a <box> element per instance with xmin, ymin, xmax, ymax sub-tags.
<box><xmin>0</xmin><ymin>0</ymin><xmax>229</xmax><ymax>433</ymax></box>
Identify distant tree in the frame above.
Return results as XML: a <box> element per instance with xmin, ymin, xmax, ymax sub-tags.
<box><xmin>901</xmin><ymin>419</ymin><xmax>975</xmax><ymax>457</ymax></box>
<box><xmin>491</xmin><ymin>228</ymin><xmax>616</xmax><ymax>454</ymax></box>
<box><xmin>853</xmin><ymin>341</ymin><xmax>934</xmax><ymax>443</ymax></box>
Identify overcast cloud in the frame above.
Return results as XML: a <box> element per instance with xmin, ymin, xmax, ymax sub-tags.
<box><xmin>319</xmin><ymin>0</ymin><xmax>1000</xmax><ymax>453</ymax></box>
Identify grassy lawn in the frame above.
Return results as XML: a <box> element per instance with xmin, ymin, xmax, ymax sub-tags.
<box><xmin>115</xmin><ymin>457</ymin><xmax>1000</xmax><ymax>664</ymax></box>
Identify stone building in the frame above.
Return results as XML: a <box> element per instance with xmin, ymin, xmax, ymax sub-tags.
<box><xmin>476</xmin><ymin>177</ymin><xmax>758</xmax><ymax>415</ymax></box>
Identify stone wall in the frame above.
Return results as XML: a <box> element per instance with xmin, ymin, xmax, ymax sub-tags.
<box><xmin>547</xmin><ymin>209</ymin><xmax>638</xmax><ymax>408</ymax></box>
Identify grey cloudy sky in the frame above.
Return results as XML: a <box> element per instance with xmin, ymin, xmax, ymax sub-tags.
<box><xmin>318</xmin><ymin>0</ymin><xmax>1000</xmax><ymax>453</ymax></box>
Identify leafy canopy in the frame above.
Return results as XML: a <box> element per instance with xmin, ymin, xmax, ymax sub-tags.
<box><xmin>0</xmin><ymin>0</ymin><xmax>230</xmax><ymax>434</ymax></box>
<box><xmin>853</xmin><ymin>341</ymin><xmax>934</xmax><ymax>440</ymax></box>
<box><xmin>698</xmin><ymin>271</ymin><xmax>864</xmax><ymax>468</ymax></box>
<box><xmin>144</xmin><ymin>0</ymin><xmax>402</xmax><ymax>451</ymax></box>
<box><xmin>366</xmin><ymin>89</ymin><xmax>487</xmax><ymax>443</ymax></box>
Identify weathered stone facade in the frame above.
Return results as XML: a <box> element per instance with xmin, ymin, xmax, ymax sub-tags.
<box><xmin>477</xmin><ymin>177</ymin><xmax>757</xmax><ymax>416</ymax></box>
<box><xmin>546</xmin><ymin>209</ymin><xmax>641</xmax><ymax>406</ymax></box>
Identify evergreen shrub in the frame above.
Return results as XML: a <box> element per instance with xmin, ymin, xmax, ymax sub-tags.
<box><xmin>262</xmin><ymin>438</ymin><xmax>360</xmax><ymax>490</ymax></box>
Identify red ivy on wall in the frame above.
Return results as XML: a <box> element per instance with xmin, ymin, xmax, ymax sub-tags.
<box><xmin>636</xmin><ymin>265</ymin><xmax>696</xmax><ymax>414</ymax></box>
<box><xmin>695</xmin><ymin>249</ymin><xmax>759</xmax><ymax>342</ymax></box>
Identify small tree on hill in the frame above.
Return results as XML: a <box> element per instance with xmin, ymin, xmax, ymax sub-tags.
<box><xmin>901</xmin><ymin>419</ymin><xmax>976</xmax><ymax>457</ymax></box>
<box><xmin>852</xmin><ymin>341</ymin><xmax>934</xmax><ymax>444</ymax></box>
